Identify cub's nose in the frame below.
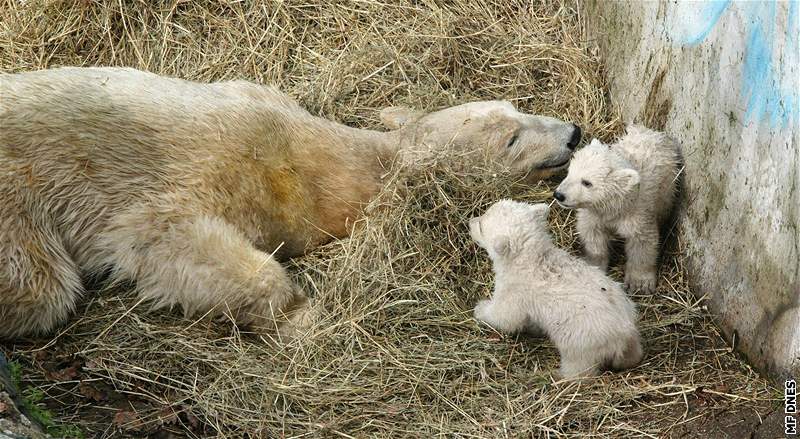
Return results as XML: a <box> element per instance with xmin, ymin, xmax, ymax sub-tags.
<box><xmin>567</xmin><ymin>124</ymin><xmax>582</xmax><ymax>150</ymax></box>
<box><xmin>553</xmin><ymin>191</ymin><xmax>566</xmax><ymax>202</ymax></box>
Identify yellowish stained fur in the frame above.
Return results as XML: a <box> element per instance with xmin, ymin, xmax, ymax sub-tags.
<box><xmin>0</xmin><ymin>67</ymin><xmax>579</xmax><ymax>338</ymax></box>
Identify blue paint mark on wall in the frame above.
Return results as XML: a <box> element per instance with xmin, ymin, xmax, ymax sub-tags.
<box><xmin>678</xmin><ymin>0</ymin><xmax>732</xmax><ymax>46</ymax></box>
<box><xmin>670</xmin><ymin>1</ymin><xmax>799</xmax><ymax>128</ymax></box>
<box><xmin>741</xmin><ymin>1</ymin><xmax>799</xmax><ymax>128</ymax></box>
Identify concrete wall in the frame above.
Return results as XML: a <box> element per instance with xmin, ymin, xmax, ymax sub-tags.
<box><xmin>581</xmin><ymin>0</ymin><xmax>799</xmax><ymax>379</ymax></box>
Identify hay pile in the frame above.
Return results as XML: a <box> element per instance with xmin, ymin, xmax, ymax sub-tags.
<box><xmin>1</xmin><ymin>0</ymin><xmax>777</xmax><ymax>437</ymax></box>
<box><xmin>1</xmin><ymin>0</ymin><xmax>618</xmax><ymax>134</ymax></box>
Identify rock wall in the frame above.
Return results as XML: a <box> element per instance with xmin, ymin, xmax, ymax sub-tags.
<box><xmin>581</xmin><ymin>0</ymin><xmax>799</xmax><ymax>379</ymax></box>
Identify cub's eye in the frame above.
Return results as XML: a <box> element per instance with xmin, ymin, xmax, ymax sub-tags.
<box><xmin>506</xmin><ymin>134</ymin><xmax>519</xmax><ymax>148</ymax></box>
<box><xmin>581</xmin><ymin>179</ymin><xmax>593</xmax><ymax>188</ymax></box>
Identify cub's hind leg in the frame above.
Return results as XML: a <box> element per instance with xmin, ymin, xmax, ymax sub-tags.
<box><xmin>623</xmin><ymin>222</ymin><xmax>660</xmax><ymax>293</ymax></box>
<box><xmin>557</xmin><ymin>348</ymin><xmax>601</xmax><ymax>380</ymax></box>
<box><xmin>609</xmin><ymin>334</ymin><xmax>644</xmax><ymax>371</ymax></box>
<box><xmin>0</xmin><ymin>206</ymin><xmax>83</xmax><ymax>338</ymax></box>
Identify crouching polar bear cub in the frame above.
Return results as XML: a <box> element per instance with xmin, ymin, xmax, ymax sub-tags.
<box><xmin>469</xmin><ymin>200</ymin><xmax>643</xmax><ymax>379</ymax></box>
<box><xmin>0</xmin><ymin>67</ymin><xmax>582</xmax><ymax>339</ymax></box>
<box><xmin>554</xmin><ymin>125</ymin><xmax>681</xmax><ymax>293</ymax></box>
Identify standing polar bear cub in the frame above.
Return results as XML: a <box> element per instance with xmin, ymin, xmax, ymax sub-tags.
<box><xmin>0</xmin><ymin>67</ymin><xmax>581</xmax><ymax>339</ymax></box>
<box><xmin>469</xmin><ymin>200</ymin><xmax>643</xmax><ymax>379</ymax></box>
<box><xmin>554</xmin><ymin>125</ymin><xmax>682</xmax><ymax>292</ymax></box>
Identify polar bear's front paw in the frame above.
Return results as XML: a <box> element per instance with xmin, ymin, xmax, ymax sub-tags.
<box><xmin>473</xmin><ymin>299</ymin><xmax>493</xmax><ymax>323</ymax></box>
<box><xmin>624</xmin><ymin>271</ymin><xmax>656</xmax><ymax>293</ymax></box>
<box><xmin>274</xmin><ymin>304</ymin><xmax>319</xmax><ymax>342</ymax></box>
<box><xmin>289</xmin><ymin>302</ymin><xmax>318</xmax><ymax>331</ymax></box>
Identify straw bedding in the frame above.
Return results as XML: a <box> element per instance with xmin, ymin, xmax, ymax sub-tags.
<box><xmin>0</xmin><ymin>0</ymin><xmax>777</xmax><ymax>437</ymax></box>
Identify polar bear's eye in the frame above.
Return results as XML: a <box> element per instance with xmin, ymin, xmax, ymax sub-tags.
<box><xmin>581</xmin><ymin>179</ymin><xmax>593</xmax><ymax>188</ymax></box>
<box><xmin>506</xmin><ymin>134</ymin><xmax>519</xmax><ymax>148</ymax></box>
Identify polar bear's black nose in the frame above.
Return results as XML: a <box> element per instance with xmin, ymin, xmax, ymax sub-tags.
<box><xmin>567</xmin><ymin>124</ymin><xmax>581</xmax><ymax>150</ymax></box>
<box><xmin>554</xmin><ymin>191</ymin><xmax>566</xmax><ymax>202</ymax></box>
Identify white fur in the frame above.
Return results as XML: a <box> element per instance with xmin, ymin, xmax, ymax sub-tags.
<box><xmin>469</xmin><ymin>200</ymin><xmax>643</xmax><ymax>380</ymax></box>
<box><xmin>555</xmin><ymin>125</ymin><xmax>682</xmax><ymax>292</ymax></box>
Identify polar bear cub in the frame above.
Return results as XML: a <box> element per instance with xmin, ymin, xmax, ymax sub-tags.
<box><xmin>469</xmin><ymin>200</ymin><xmax>643</xmax><ymax>379</ymax></box>
<box><xmin>554</xmin><ymin>125</ymin><xmax>681</xmax><ymax>293</ymax></box>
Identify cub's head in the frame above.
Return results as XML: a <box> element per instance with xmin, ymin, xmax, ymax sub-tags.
<box><xmin>553</xmin><ymin>139</ymin><xmax>640</xmax><ymax>210</ymax></box>
<box><xmin>381</xmin><ymin>101</ymin><xmax>581</xmax><ymax>181</ymax></box>
<box><xmin>469</xmin><ymin>199</ymin><xmax>552</xmax><ymax>260</ymax></box>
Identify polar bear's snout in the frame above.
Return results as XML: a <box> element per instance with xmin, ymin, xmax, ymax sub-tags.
<box><xmin>567</xmin><ymin>124</ymin><xmax>582</xmax><ymax>150</ymax></box>
<box><xmin>553</xmin><ymin>181</ymin><xmax>580</xmax><ymax>208</ymax></box>
<box><xmin>553</xmin><ymin>189</ymin><xmax>574</xmax><ymax>209</ymax></box>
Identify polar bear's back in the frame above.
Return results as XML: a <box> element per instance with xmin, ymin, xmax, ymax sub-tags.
<box><xmin>614</xmin><ymin>125</ymin><xmax>682</xmax><ymax>220</ymax></box>
<box><xmin>0</xmin><ymin>67</ymin><xmax>319</xmax><ymax>268</ymax></box>
<box><xmin>513</xmin><ymin>246</ymin><xmax>639</xmax><ymax>343</ymax></box>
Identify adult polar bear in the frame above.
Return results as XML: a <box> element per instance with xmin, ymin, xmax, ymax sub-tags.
<box><xmin>0</xmin><ymin>67</ymin><xmax>581</xmax><ymax>338</ymax></box>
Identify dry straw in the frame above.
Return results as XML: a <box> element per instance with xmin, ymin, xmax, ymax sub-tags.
<box><xmin>1</xmin><ymin>0</ymin><xmax>777</xmax><ymax>437</ymax></box>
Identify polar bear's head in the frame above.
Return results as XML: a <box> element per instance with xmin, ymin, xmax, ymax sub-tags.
<box><xmin>469</xmin><ymin>199</ymin><xmax>552</xmax><ymax>260</ymax></box>
<box><xmin>553</xmin><ymin>139</ymin><xmax>640</xmax><ymax>210</ymax></box>
<box><xmin>380</xmin><ymin>101</ymin><xmax>581</xmax><ymax>180</ymax></box>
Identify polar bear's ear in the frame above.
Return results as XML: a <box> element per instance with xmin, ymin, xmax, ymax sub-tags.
<box><xmin>380</xmin><ymin>106</ymin><xmax>424</xmax><ymax>130</ymax></box>
<box><xmin>614</xmin><ymin>168</ymin><xmax>640</xmax><ymax>191</ymax></box>
<box><xmin>492</xmin><ymin>236</ymin><xmax>511</xmax><ymax>257</ymax></box>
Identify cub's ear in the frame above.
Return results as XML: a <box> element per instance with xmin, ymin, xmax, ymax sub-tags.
<box><xmin>379</xmin><ymin>106</ymin><xmax>424</xmax><ymax>130</ymax></box>
<box><xmin>492</xmin><ymin>236</ymin><xmax>511</xmax><ymax>257</ymax></box>
<box><xmin>588</xmin><ymin>138</ymin><xmax>604</xmax><ymax>147</ymax></box>
<box><xmin>614</xmin><ymin>168</ymin><xmax>640</xmax><ymax>191</ymax></box>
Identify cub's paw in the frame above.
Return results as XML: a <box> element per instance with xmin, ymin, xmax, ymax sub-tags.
<box><xmin>624</xmin><ymin>271</ymin><xmax>657</xmax><ymax>293</ymax></box>
<box><xmin>473</xmin><ymin>299</ymin><xmax>492</xmax><ymax>323</ymax></box>
<box><xmin>557</xmin><ymin>363</ymin><xmax>599</xmax><ymax>382</ymax></box>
